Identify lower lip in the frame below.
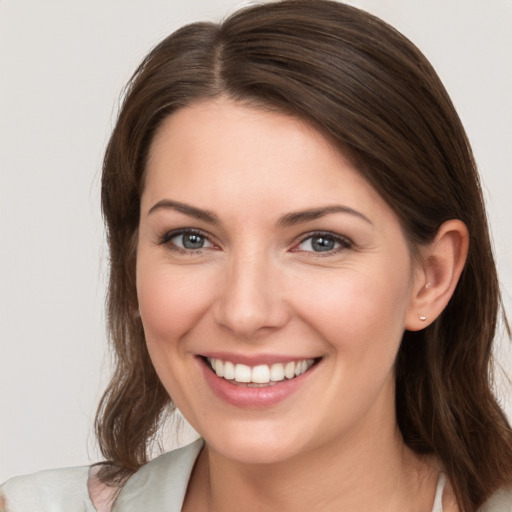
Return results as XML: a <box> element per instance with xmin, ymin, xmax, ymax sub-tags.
<box><xmin>199</xmin><ymin>357</ymin><xmax>318</xmax><ymax>408</ymax></box>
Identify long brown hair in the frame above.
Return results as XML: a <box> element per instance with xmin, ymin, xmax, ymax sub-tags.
<box><xmin>96</xmin><ymin>1</ymin><xmax>512</xmax><ymax>509</ymax></box>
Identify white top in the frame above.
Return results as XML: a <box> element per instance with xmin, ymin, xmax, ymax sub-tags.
<box><xmin>1</xmin><ymin>439</ymin><xmax>511</xmax><ymax>511</ymax></box>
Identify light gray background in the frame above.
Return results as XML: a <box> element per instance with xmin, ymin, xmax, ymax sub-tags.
<box><xmin>1</xmin><ymin>0</ymin><xmax>510</xmax><ymax>482</ymax></box>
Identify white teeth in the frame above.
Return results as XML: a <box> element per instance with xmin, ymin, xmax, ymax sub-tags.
<box><xmin>270</xmin><ymin>363</ymin><xmax>285</xmax><ymax>382</ymax></box>
<box><xmin>214</xmin><ymin>359</ymin><xmax>224</xmax><ymax>377</ymax></box>
<box><xmin>207</xmin><ymin>358</ymin><xmax>315</xmax><ymax>385</ymax></box>
<box><xmin>252</xmin><ymin>364</ymin><xmax>270</xmax><ymax>383</ymax></box>
<box><xmin>284</xmin><ymin>362</ymin><xmax>295</xmax><ymax>379</ymax></box>
<box><xmin>234</xmin><ymin>363</ymin><xmax>252</xmax><ymax>383</ymax></box>
<box><xmin>223</xmin><ymin>360</ymin><xmax>235</xmax><ymax>380</ymax></box>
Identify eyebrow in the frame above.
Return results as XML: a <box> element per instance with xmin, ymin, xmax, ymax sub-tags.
<box><xmin>148</xmin><ymin>199</ymin><xmax>220</xmax><ymax>224</ymax></box>
<box><xmin>276</xmin><ymin>205</ymin><xmax>372</xmax><ymax>227</ymax></box>
<box><xmin>148</xmin><ymin>199</ymin><xmax>372</xmax><ymax>227</ymax></box>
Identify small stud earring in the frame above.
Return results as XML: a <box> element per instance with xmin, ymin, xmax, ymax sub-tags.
<box><xmin>425</xmin><ymin>282</ymin><xmax>432</xmax><ymax>289</ymax></box>
<box><xmin>418</xmin><ymin>314</ymin><xmax>427</xmax><ymax>321</ymax></box>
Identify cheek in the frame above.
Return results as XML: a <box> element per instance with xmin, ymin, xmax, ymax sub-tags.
<box><xmin>292</xmin><ymin>263</ymin><xmax>411</xmax><ymax>362</ymax></box>
<box><xmin>136</xmin><ymin>258</ymin><xmax>214</xmax><ymax>344</ymax></box>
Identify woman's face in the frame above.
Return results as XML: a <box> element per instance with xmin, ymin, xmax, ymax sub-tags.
<box><xmin>137</xmin><ymin>98</ymin><xmax>422</xmax><ymax>464</ymax></box>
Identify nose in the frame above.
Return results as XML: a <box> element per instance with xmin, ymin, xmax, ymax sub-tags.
<box><xmin>212</xmin><ymin>250</ymin><xmax>290</xmax><ymax>339</ymax></box>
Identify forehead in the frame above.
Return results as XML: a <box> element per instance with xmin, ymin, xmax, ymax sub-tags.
<box><xmin>142</xmin><ymin>97</ymin><xmax>393</xmax><ymax>227</ymax></box>
<box><xmin>146</xmin><ymin>98</ymin><xmax>345</xmax><ymax>179</ymax></box>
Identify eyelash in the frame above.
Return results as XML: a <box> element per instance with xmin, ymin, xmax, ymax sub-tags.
<box><xmin>293</xmin><ymin>231</ymin><xmax>352</xmax><ymax>257</ymax></box>
<box><xmin>157</xmin><ymin>228</ymin><xmax>214</xmax><ymax>254</ymax></box>
<box><xmin>157</xmin><ymin>229</ymin><xmax>352</xmax><ymax>256</ymax></box>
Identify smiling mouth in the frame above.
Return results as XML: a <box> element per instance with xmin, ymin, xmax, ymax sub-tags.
<box><xmin>204</xmin><ymin>357</ymin><xmax>319</xmax><ymax>387</ymax></box>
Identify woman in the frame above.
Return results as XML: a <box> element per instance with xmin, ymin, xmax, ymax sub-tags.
<box><xmin>1</xmin><ymin>1</ymin><xmax>511</xmax><ymax>510</ymax></box>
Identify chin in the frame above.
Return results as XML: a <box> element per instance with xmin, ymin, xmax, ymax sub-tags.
<box><xmin>203</xmin><ymin>424</ymin><xmax>305</xmax><ymax>465</ymax></box>
<box><xmin>214</xmin><ymin>442</ymin><xmax>297</xmax><ymax>466</ymax></box>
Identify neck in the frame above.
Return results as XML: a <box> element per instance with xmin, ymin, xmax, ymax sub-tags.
<box><xmin>186</xmin><ymin>413</ymin><xmax>439</xmax><ymax>512</ymax></box>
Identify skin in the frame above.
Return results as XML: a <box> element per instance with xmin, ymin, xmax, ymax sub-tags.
<box><xmin>135</xmin><ymin>97</ymin><xmax>467</xmax><ymax>511</ymax></box>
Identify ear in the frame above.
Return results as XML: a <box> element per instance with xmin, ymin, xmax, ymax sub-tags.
<box><xmin>405</xmin><ymin>220</ymin><xmax>469</xmax><ymax>331</ymax></box>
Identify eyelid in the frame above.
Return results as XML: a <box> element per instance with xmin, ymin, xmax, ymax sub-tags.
<box><xmin>156</xmin><ymin>228</ymin><xmax>351</xmax><ymax>255</ymax></box>
<box><xmin>291</xmin><ymin>231</ymin><xmax>353</xmax><ymax>254</ymax></box>
<box><xmin>157</xmin><ymin>227</ymin><xmax>218</xmax><ymax>251</ymax></box>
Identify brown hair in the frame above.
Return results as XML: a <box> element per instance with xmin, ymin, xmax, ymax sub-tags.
<box><xmin>96</xmin><ymin>1</ymin><xmax>512</xmax><ymax>509</ymax></box>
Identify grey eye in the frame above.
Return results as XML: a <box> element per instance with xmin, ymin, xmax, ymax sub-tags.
<box><xmin>297</xmin><ymin>234</ymin><xmax>347</xmax><ymax>253</ymax></box>
<box><xmin>182</xmin><ymin>233</ymin><xmax>204</xmax><ymax>249</ymax></box>
<box><xmin>170</xmin><ymin>231</ymin><xmax>213</xmax><ymax>250</ymax></box>
<box><xmin>310</xmin><ymin>235</ymin><xmax>336</xmax><ymax>252</ymax></box>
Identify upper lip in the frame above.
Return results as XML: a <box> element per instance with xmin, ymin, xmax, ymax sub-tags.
<box><xmin>198</xmin><ymin>351</ymin><xmax>321</xmax><ymax>366</ymax></box>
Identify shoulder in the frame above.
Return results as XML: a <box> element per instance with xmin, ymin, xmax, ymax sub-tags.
<box><xmin>112</xmin><ymin>438</ymin><xmax>204</xmax><ymax>511</ymax></box>
<box><xmin>0</xmin><ymin>439</ymin><xmax>204</xmax><ymax>512</ymax></box>
<box><xmin>0</xmin><ymin>466</ymin><xmax>96</xmax><ymax>512</ymax></box>
<box><xmin>480</xmin><ymin>486</ymin><xmax>512</xmax><ymax>512</ymax></box>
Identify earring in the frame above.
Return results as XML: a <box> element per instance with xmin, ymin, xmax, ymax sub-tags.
<box><xmin>418</xmin><ymin>314</ymin><xmax>427</xmax><ymax>321</ymax></box>
<box><xmin>425</xmin><ymin>282</ymin><xmax>432</xmax><ymax>289</ymax></box>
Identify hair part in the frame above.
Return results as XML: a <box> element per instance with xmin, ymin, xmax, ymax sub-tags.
<box><xmin>97</xmin><ymin>1</ymin><xmax>512</xmax><ymax>509</ymax></box>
